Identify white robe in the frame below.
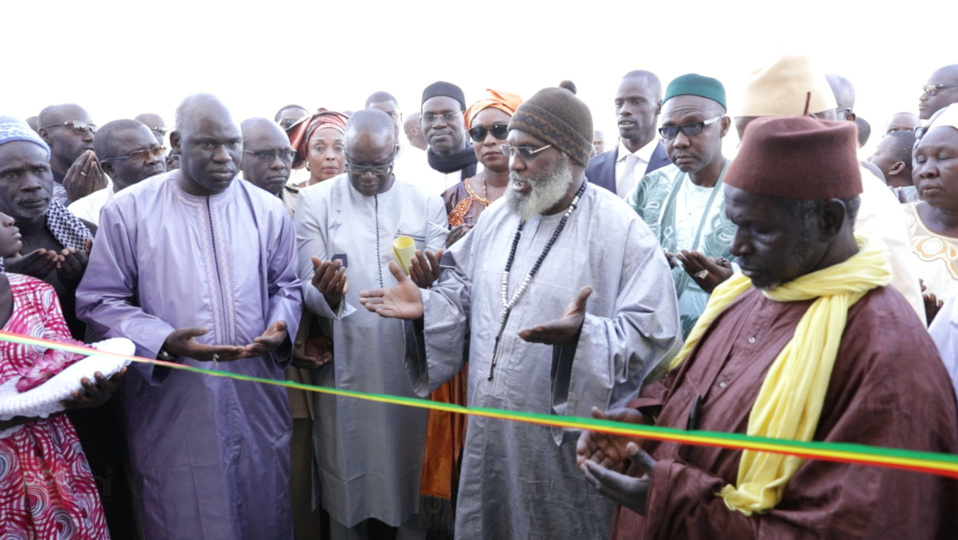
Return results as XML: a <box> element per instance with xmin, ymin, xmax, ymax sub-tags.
<box><xmin>408</xmin><ymin>183</ymin><xmax>682</xmax><ymax>539</ymax></box>
<box><xmin>293</xmin><ymin>174</ymin><xmax>447</xmax><ymax>528</ymax></box>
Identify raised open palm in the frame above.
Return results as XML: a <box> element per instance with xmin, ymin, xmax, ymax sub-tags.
<box><xmin>359</xmin><ymin>261</ymin><xmax>425</xmax><ymax>320</ymax></box>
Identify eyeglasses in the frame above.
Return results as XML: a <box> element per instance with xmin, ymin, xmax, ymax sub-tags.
<box><xmin>345</xmin><ymin>162</ymin><xmax>393</xmax><ymax>176</ymax></box>
<box><xmin>658</xmin><ymin>115</ymin><xmax>724</xmax><ymax>140</ymax></box>
<box><xmin>148</xmin><ymin>126</ymin><xmax>169</xmax><ymax>135</ymax></box>
<box><xmin>500</xmin><ymin>143</ymin><xmax>552</xmax><ymax>160</ymax></box>
<box><xmin>103</xmin><ymin>145</ymin><xmax>167</xmax><ymax>162</ymax></box>
<box><xmin>468</xmin><ymin>123</ymin><xmax>509</xmax><ymax>142</ymax></box>
<box><xmin>421</xmin><ymin>111</ymin><xmax>462</xmax><ymax>124</ymax></box>
<box><xmin>42</xmin><ymin>120</ymin><xmax>97</xmax><ymax>135</ymax></box>
<box><xmin>243</xmin><ymin>149</ymin><xmax>296</xmax><ymax>163</ymax></box>
<box><xmin>922</xmin><ymin>84</ymin><xmax>958</xmax><ymax>96</ymax></box>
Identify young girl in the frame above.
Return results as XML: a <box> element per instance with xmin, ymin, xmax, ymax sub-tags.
<box><xmin>0</xmin><ymin>210</ymin><xmax>122</xmax><ymax>539</ymax></box>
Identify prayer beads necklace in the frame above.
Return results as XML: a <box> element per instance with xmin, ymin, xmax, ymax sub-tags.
<box><xmin>488</xmin><ymin>181</ymin><xmax>587</xmax><ymax>381</ymax></box>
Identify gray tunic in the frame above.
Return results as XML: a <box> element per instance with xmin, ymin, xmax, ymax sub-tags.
<box><xmin>294</xmin><ymin>175</ymin><xmax>447</xmax><ymax>528</ymax></box>
<box><xmin>408</xmin><ymin>183</ymin><xmax>682</xmax><ymax>539</ymax></box>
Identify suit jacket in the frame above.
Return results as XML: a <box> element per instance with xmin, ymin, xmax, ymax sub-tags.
<box><xmin>585</xmin><ymin>142</ymin><xmax>671</xmax><ymax>195</ymax></box>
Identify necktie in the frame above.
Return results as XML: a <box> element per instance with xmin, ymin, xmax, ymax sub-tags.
<box><xmin>617</xmin><ymin>153</ymin><xmax>640</xmax><ymax>198</ymax></box>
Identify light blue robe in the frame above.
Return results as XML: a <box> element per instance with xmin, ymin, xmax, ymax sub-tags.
<box><xmin>294</xmin><ymin>175</ymin><xmax>446</xmax><ymax>529</ymax></box>
<box><xmin>408</xmin><ymin>183</ymin><xmax>682</xmax><ymax>539</ymax></box>
<box><xmin>76</xmin><ymin>171</ymin><xmax>302</xmax><ymax>540</ymax></box>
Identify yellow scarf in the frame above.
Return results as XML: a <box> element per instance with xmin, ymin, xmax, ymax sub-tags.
<box><xmin>669</xmin><ymin>234</ymin><xmax>891</xmax><ymax>515</ymax></box>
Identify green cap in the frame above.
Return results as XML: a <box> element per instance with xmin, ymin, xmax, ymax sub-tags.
<box><xmin>663</xmin><ymin>73</ymin><xmax>727</xmax><ymax>110</ymax></box>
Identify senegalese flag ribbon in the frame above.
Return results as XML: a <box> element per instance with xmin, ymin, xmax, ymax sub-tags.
<box><xmin>4</xmin><ymin>329</ymin><xmax>958</xmax><ymax>479</ymax></box>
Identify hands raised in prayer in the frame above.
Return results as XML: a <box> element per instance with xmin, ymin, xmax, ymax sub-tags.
<box><xmin>674</xmin><ymin>250</ymin><xmax>733</xmax><ymax>293</ymax></box>
<box><xmin>60</xmin><ymin>367</ymin><xmax>126</xmax><ymax>410</ymax></box>
<box><xmin>4</xmin><ymin>249</ymin><xmax>60</xmax><ymax>278</ymax></box>
<box><xmin>162</xmin><ymin>322</ymin><xmax>290</xmax><ymax>362</ymax></box>
<box><xmin>921</xmin><ymin>279</ymin><xmax>944</xmax><ymax>325</ymax></box>
<box><xmin>577</xmin><ymin>406</ymin><xmax>655</xmax><ymax>515</ymax></box>
<box><xmin>581</xmin><ymin>439</ymin><xmax>657</xmax><ymax>516</ymax></box>
<box><xmin>63</xmin><ymin>150</ymin><xmax>108</xmax><ymax>203</ymax></box>
<box><xmin>445</xmin><ymin>224</ymin><xmax>471</xmax><ymax>247</ymax></box>
<box><xmin>312</xmin><ymin>257</ymin><xmax>348</xmax><ymax>310</ymax></box>
<box><xmin>409</xmin><ymin>249</ymin><xmax>443</xmax><ymax>288</ymax></box>
<box><xmin>56</xmin><ymin>238</ymin><xmax>92</xmax><ymax>287</ymax></box>
<box><xmin>292</xmin><ymin>335</ymin><xmax>333</xmax><ymax>369</ymax></box>
<box><xmin>518</xmin><ymin>286</ymin><xmax>592</xmax><ymax>346</ymax></box>
<box><xmin>576</xmin><ymin>407</ymin><xmax>647</xmax><ymax>469</ymax></box>
<box><xmin>359</xmin><ymin>261</ymin><xmax>424</xmax><ymax>320</ymax></box>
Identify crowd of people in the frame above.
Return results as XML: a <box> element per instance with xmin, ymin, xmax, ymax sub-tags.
<box><xmin>2</xmin><ymin>54</ymin><xmax>958</xmax><ymax>539</ymax></box>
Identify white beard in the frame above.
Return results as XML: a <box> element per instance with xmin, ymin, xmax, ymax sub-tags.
<box><xmin>505</xmin><ymin>154</ymin><xmax>575</xmax><ymax>222</ymax></box>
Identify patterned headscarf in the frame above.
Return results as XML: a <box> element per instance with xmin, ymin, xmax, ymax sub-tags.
<box><xmin>287</xmin><ymin>109</ymin><xmax>349</xmax><ymax>168</ymax></box>
<box><xmin>464</xmin><ymin>89</ymin><xmax>524</xmax><ymax>130</ymax></box>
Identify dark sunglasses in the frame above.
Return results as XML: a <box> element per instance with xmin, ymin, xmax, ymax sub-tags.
<box><xmin>468</xmin><ymin>123</ymin><xmax>509</xmax><ymax>142</ymax></box>
<box><xmin>658</xmin><ymin>115</ymin><xmax>723</xmax><ymax>140</ymax></box>
<box><xmin>42</xmin><ymin>120</ymin><xmax>97</xmax><ymax>135</ymax></box>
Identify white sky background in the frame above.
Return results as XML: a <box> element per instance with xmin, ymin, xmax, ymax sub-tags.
<box><xmin>4</xmin><ymin>0</ymin><xmax>957</xmax><ymax>158</ymax></box>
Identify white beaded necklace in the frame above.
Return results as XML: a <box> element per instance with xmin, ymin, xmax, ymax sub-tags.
<box><xmin>487</xmin><ymin>181</ymin><xmax>587</xmax><ymax>381</ymax></box>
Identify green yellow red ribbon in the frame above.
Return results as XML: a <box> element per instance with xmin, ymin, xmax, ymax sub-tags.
<box><xmin>4</xmin><ymin>329</ymin><xmax>958</xmax><ymax>479</ymax></box>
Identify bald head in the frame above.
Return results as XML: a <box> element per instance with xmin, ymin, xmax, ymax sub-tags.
<box><xmin>403</xmin><ymin>112</ymin><xmax>427</xmax><ymax>150</ymax></box>
<box><xmin>920</xmin><ymin>65</ymin><xmax>958</xmax><ymax>120</ymax></box>
<box><xmin>884</xmin><ymin>112</ymin><xmax>920</xmax><ymax>135</ymax></box>
<box><xmin>346</xmin><ymin>109</ymin><xmax>396</xmax><ymax>148</ymax></box>
<box><xmin>240</xmin><ymin>118</ymin><xmax>292</xmax><ymax>196</ymax></box>
<box><xmin>826</xmin><ymin>74</ymin><xmax>856</xmax><ymax>122</ymax></box>
<box><xmin>135</xmin><ymin>113</ymin><xmax>167</xmax><ymax>144</ymax></box>
<box><xmin>37</xmin><ymin>103</ymin><xmax>95</xmax><ymax>173</ymax></box>
<box><xmin>175</xmin><ymin>94</ymin><xmax>236</xmax><ymax>138</ymax></box>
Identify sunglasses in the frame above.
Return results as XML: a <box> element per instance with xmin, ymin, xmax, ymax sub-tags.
<box><xmin>103</xmin><ymin>145</ymin><xmax>167</xmax><ymax>161</ymax></box>
<box><xmin>500</xmin><ymin>143</ymin><xmax>552</xmax><ymax>160</ymax></box>
<box><xmin>658</xmin><ymin>116</ymin><xmax>723</xmax><ymax>140</ymax></box>
<box><xmin>42</xmin><ymin>120</ymin><xmax>97</xmax><ymax>135</ymax></box>
<box><xmin>922</xmin><ymin>84</ymin><xmax>958</xmax><ymax>96</ymax></box>
<box><xmin>421</xmin><ymin>111</ymin><xmax>461</xmax><ymax>124</ymax></box>
<box><xmin>468</xmin><ymin>123</ymin><xmax>509</xmax><ymax>143</ymax></box>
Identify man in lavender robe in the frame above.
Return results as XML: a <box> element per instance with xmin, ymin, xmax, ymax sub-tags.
<box><xmin>76</xmin><ymin>94</ymin><xmax>302</xmax><ymax>540</ymax></box>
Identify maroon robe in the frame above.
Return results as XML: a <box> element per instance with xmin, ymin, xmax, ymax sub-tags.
<box><xmin>612</xmin><ymin>285</ymin><xmax>958</xmax><ymax>539</ymax></box>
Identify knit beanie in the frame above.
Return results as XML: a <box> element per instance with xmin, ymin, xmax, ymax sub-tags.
<box><xmin>0</xmin><ymin>116</ymin><xmax>51</xmax><ymax>159</ymax></box>
<box><xmin>508</xmin><ymin>87</ymin><xmax>594</xmax><ymax>167</ymax></box>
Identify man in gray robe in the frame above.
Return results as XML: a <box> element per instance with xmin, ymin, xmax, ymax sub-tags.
<box><xmin>359</xmin><ymin>87</ymin><xmax>681</xmax><ymax>539</ymax></box>
<box><xmin>76</xmin><ymin>94</ymin><xmax>302</xmax><ymax>540</ymax></box>
<box><xmin>294</xmin><ymin>109</ymin><xmax>446</xmax><ymax>538</ymax></box>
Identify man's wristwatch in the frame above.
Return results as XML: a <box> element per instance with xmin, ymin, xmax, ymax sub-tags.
<box><xmin>157</xmin><ymin>348</ymin><xmax>176</xmax><ymax>361</ymax></box>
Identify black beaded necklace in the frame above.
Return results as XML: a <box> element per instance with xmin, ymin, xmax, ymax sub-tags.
<box><xmin>487</xmin><ymin>181</ymin><xmax>588</xmax><ymax>381</ymax></box>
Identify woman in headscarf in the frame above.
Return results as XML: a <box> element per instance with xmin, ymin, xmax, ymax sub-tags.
<box><xmin>904</xmin><ymin>106</ymin><xmax>958</xmax><ymax>324</ymax></box>
<box><xmin>441</xmin><ymin>89</ymin><xmax>523</xmax><ymax>246</ymax></box>
<box><xmin>422</xmin><ymin>90</ymin><xmax>522</xmax><ymax>539</ymax></box>
<box><xmin>283</xmin><ymin>108</ymin><xmax>349</xmax><ymax>214</ymax></box>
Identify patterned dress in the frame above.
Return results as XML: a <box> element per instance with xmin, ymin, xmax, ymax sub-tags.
<box><xmin>903</xmin><ymin>202</ymin><xmax>958</xmax><ymax>303</ymax></box>
<box><xmin>0</xmin><ymin>273</ymin><xmax>108</xmax><ymax>539</ymax></box>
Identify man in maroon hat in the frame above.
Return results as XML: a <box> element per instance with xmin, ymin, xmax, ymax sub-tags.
<box><xmin>577</xmin><ymin>116</ymin><xmax>958</xmax><ymax>539</ymax></box>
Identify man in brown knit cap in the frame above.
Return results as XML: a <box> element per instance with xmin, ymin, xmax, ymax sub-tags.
<box><xmin>578</xmin><ymin>116</ymin><xmax>958</xmax><ymax>540</ymax></box>
<box><xmin>359</xmin><ymin>87</ymin><xmax>682</xmax><ymax>539</ymax></box>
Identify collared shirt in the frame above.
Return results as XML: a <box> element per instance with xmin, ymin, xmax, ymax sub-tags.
<box><xmin>614</xmin><ymin>137</ymin><xmax>658</xmax><ymax>197</ymax></box>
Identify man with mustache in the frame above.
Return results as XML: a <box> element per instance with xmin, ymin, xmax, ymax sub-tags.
<box><xmin>76</xmin><ymin>94</ymin><xmax>302</xmax><ymax>539</ymax></box>
<box><xmin>626</xmin><ymin>74</ymin><xmax>736</xmax><ymax>337</ymax></box>
<box><xmin>586</xmin><ymin>71</ymin><xmax>671</xmax><ymax>197</ymax></box>
<box><xmin>359</xmin><ymin>87</ymin><xmax>681</xmax><ymax>539</ymax></box>
<box><xmin>69</xmin><ymin>119</ymin><xmax>167</xmax><ymax>225</ymax></box>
